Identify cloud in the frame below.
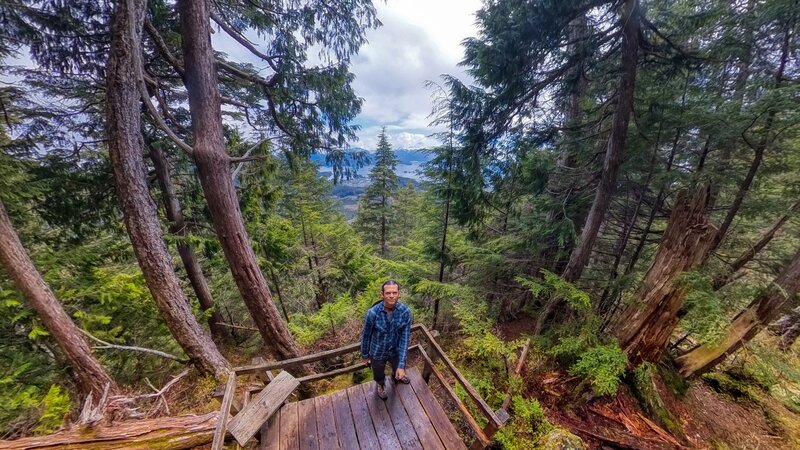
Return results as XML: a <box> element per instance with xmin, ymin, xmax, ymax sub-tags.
<box><xmin>350</xmin><ymin>0</ymin><xmax>480</xmax><ymax>149</ymax></box>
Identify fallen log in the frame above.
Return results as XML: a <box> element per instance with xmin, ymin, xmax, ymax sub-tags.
<box><xmin>0</xmin><ymin>412</ymin><xmax>218</xmax><ymax>450</ymax></box>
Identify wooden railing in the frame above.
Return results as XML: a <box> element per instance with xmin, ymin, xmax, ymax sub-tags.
<box><xmin>212</xmin><ymin>323</ymin><xmax>507</xmax><ymax>450</ymax></box>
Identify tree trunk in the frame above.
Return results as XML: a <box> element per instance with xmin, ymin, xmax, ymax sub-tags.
<box><xmin>106</xmin><ymin>0</ymin><xmax>229</xmax><ymax>377</ymax></box>
<box><xmin>0</xmin><ymin>201</ymin><xmax>117</xmax><ymax>401</ymax></box>
<box><xmin>150</xmin><ymin>145</ymin><xmax>230</xmax><ymax>343</ymax></box>
<box><xmin>709</xmin><ymin>22</ymin><xmax>790</xmax><ymax>252</ymax></box>
<box><xmin>539</xmin><ymin>13</ymin><xmax>589</xmax><ymax>273</ymax></box>
<box><xmin>614</xmin><ymin>188</ymin><xmax>717</xmax><ymax>367</ymax></box>
<box><xmin>675</xmin><ymin>246</ymin><xmax>800</xmax><ymax>377</ymax></box>
<box><xmin>778</xmin><ymin>307</ymin><xmax>800</xmax><ymax>351</ymax></box>
<box><xmin>561</xmin><ymin>0</ymin><xmax>640</xmax><ymax>283</ymax></box>
<box><xmin>535</xmin><ymin>1</ymin><xmax>639</xmax><ymax>334</ymax></box>
<box><xmin>599</xmin><ymin>123</ymin><xmax>662</xmax><ymax>315</ymax></box>
<box><xmin>177</xmin><ymin>0</ymin><xmax>301</xmax><ymax>360</ymax></box>
<box><xmin>712</xmin><ymin>198</ymin><xmax>800</xmax><ymax>290</ymax></box>
<box><xmin>0</xmin><ymin>412</ymin><xmax>218</xmax><ymax>450</ymax></box>
<box><xmin>268</xmin><ymin>266</ymin><xmax>290</xmax><ymax>322</ymax></box>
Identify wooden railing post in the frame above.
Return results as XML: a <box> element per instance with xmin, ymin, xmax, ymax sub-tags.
<box><xmin>421</xmin><ymin>329</ymin><xmax>440</xmax><ymax>384</ymax></box>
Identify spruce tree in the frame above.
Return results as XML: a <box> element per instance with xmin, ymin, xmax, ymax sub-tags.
<box><xmin>356</xmin><ymin>128</ymin><xmax>399</xmax><ymax>257</ymax></box>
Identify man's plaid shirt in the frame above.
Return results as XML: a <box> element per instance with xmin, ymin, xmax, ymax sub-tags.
<box><xmin>361</xmin><ymin>301</ymin><xmax>412</xmax><ymax>368</ymax></box>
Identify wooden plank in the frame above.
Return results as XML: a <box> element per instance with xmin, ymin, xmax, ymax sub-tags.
<box><xmin>236</xmin><ymin>390</ymin><xmax>252</xmax><ymax>450</ymax></box>
<box><xmin>314</xmin><ymin>394</ymin><xmax>340</xmax><ymax>450</ymax></box>
<box><xmin>233</xmin><ymin>324</ymin><xmax>424</xmax><ymax>375</ymax></box>
<box><xmin>330</xmin><ymin>389</ymin><xmax>359</xmax><ymax>450</ymax></box>
<box><xmin>211</xmin><ymin>371</ymin><xmax>237</xmax><ymax>450</ymax></box>
<box><xmin>407</xmin><ymin>367</ymin><xmax>467</xmax><ymax>450</ymax></box>
<box><xmin>395</xmin><ymin>378</ymin><xmax>445</xmax><ymax>450</ymax></box>
<box><xmin>347</xmin><ymin>384</ymin><xmax>381</xmax><ymax>450</ymax></box>
<box><xmin>259</xmin><ymin>408</ymin><xmax>280</xmax><ymax>450</ymax></box>
<box><xmin>297</xmin><ymin>399</ymin><xmax>319</xmax><ymax>450</ymax></box>
<box><xmin>383</xmin><ymin>380</ymin><xmax>423</xmax><ymax>450</ymax></box>
<box><xmin>360</xmin><ymin>382</ymin><xmax>402</xmax><ymax>450</ymax></box>
<box><xmin>280</xmin><ymin>401</ymin><xmax>300</xmax><ymax>450</ymax></box>
<box><xmin>228</xmin><ymin>370</ymin><xmax>300</xmax><ymax>446</ymax></box>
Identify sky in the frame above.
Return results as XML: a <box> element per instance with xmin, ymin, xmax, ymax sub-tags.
<box><xmin>3</xmin><ymin>1</ymin><xmax>484</xmax><ymax>152</ymax></box>
<box><xmin>348</xmin><ymin>0</ymin><xmax>483</xmax><ymax>150</ymax></box>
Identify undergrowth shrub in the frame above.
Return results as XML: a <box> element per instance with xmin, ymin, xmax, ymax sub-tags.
<box><xmin>568</xmin><ymin>344</ymin><xmax>628</xmax><ymax>396</ymax></box>
<box><xmin>494</xmin><ymin>395</ymin><xmax>551</xmax><ymax>450</ymax></box>
<box><xmin>288</xmin><ymin>296</ymin><xmax>352</xmax><ymax>346</ymax></box>
<box><xmin>522</xmin><ymin>272</ymin><xmax>628</xmax><ymax>398</ymax></box>
<box><xmin>35</xmin><ymin>385</ymin><xmax>70</xmax><ymax>434</ymax></box>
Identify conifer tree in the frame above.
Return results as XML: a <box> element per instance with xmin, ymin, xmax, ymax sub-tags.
<box><xmin>356</xmin><ymin>128</ymin><xmax>399</xmax><ymax>257</ymax></box>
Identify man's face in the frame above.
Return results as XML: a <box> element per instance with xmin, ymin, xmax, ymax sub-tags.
<box><xmin>381</xmin><ymin>284</ymin><xmax>400</xmax><ymax>309</ymax></box>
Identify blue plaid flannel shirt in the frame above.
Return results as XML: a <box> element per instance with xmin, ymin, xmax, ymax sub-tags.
<box><xmin>361</xmin><ymin>301</ymin><xmax>412</xmax><ymax>368</ymax></box>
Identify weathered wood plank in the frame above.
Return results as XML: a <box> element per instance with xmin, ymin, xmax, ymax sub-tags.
<box><xmin>384</xmin><ymin>380</ymin><xmax>424</xmax><ymax>450</ymax></box>
<box><xmin>280</xmin><ymin>401</ymin><xmax>300</xmax><ymax>450</ymax></box>
<box><xmin>228</xmin><ymin>370</ymin><xmax>299</xmax><ymax>446</ymax></box>
<box><xmin>347</xmin><ymin>384</ymin><xmax>381</xmax><ymax>450</ymax></box>
<box><xmin>314</xmin><ymin>394</ymin><xmax>340</xmax><ymax>450</ymax></box>
<box><xmin>330</xmin><ymin>389</ymin><xmax>359</xmax><ymax>450</ymax></box>
<box><xmin>211</xmin><ymin>371</ymin><xmax>237</xmax><ymax>450</ymax></box>
<box><xmin>407</xmin><ymin>367</ymin><xmax>467</xmax><ymax>450</ymax></box>
<box><xmin>297</xmin><ymin>399</ymin><xmax>319</xmax><ymax>450</ymax></box>
<box><xmin>360</xmin><ymin>382</ymin><xmax>403</xmax><ymax>450</ymax></box>
<box><xmin>0</xmin><ymin>413</ymin><xmax>218</xmax><ymax>450</ymax></box>
<box><xmin>396</xmin><ymin>378</ymin><xmax>445</xmax><ymax>450</ymax></box>
<box><xmin>259</xmin><ymin>407</ymin><xmax>280</xmax><ymax>450</ymax></box>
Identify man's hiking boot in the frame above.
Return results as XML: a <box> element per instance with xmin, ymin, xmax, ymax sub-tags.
<box><xmin>376</xmin><ymin>383</ymin><xmax>388</xmax><ymax>400</ymax></box>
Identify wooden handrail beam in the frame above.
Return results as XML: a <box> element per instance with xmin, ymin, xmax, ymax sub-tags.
<box><xmin>233</xmin><ymin>324</ymin><xmax>425</xmax><ymax>375</ymax></box>
<box><xmin>414</xmin><ymin>346</ymin><xmax>491</xmax><ymax>448</ymax></box>
<box><xmin>417</xmin><ymin>325</ymin><xmax>502</xmax><ymax>428</ymax></box>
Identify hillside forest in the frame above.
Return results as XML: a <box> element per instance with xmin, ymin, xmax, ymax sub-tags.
<box><xmin>1</xmin><ymin>0</ymin><xmax>800</xmax><ymax>449</ymax></box>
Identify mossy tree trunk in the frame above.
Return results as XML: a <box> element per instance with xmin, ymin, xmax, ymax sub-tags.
<box><xmin>0</xmin><ymin>200</ymin><xmax>118</xmax><ymax>402</ymax></box>
<box><xmin>106</xmin><ymin>0</ymin><xmax>229</xmax><ymax>377</ymax></box>
<box><xmin>614</xmin><ymin>188</ymin><xmax>717</xmax><ymax>367</ymax></box>
<box><xmin>675</xmin><ymin>246</ymin><xmax>800</xmax><ymax>377</ymax></box>
<box><xmin>177</xmin><ymin>0</ymin><xmax>301</xmax><ymax>360</ymax></box>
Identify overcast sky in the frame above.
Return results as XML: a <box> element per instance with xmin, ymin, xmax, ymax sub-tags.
<box><xmin>349</xmin><ymin>0</ymin><xmax>482</xmax><ymax>150</ymax></box>
<box><xmin>4</xmin><ymin>1</ymin><xmax>483</xmax><ymax>152</ymax></box>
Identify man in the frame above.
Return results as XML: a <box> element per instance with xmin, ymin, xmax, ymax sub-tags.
<box><xmin>361</xmin><ymin>280</ymin><xmax>412</xmax><ymax>400</ymax></box>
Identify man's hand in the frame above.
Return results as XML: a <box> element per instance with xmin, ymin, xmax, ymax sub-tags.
<box><xmin>395</xmin><ymin>367</ymin><xmax>406</xmax><ymax>380</ymax></box>
<box><xmin>362</xmin><ymin>358</ymin><xmax>370</xmax><ymax>366</ymax></box>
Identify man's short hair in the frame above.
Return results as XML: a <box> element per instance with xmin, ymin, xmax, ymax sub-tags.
<box><xmin>381</xmin><ymin>280</ymin><xmax>400</xmax><ymax>292</ymax></box>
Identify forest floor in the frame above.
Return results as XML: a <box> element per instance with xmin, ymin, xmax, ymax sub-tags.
<box><xmin>498</xmin><ymin>315</ymin><xmax>800</xmax><ymax>450</ymax></box>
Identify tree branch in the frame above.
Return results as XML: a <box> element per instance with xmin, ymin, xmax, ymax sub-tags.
<box><xmin>81</xmin><ymin>329</ymin><xmax>189</xmax><ymax>363</ymax></box>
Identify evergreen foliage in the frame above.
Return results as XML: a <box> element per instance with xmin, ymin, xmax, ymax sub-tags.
<box><xmin>355</xmin><ymin>128</ymin><xmax>400</xmax><ymax>257</ymax></box>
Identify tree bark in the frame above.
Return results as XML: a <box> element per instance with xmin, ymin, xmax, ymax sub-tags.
<box><xmin>561</xmin><ymin>0</ymin><xmax>640</xmax><ymax>283</ymax></box>
<box><xmin>535</xmin><ymin>1</ymin><xmax>640</xmax><ymax>333</ymax></box>
<box><xmin>106</xmin><ymin>0</ymin><xmax>229</xmax><ymax>377</ymax></box>
<box><xmin>150</xmin><ymin>145</ymin><xmax>230</xmax><ymax>343</ymax></box>
<box><xmin>0</xmin><ymin>201</ymin><xmax>117</xmax><ymax>401</ymax></box>
<box><xmin>709</xmin><ymin>22</ymin><xmax>790</xmax><ymax>252</ymax></box>
<box><xmin>0</xmin><ymin>412</ymin><xmax>218</xmax><ymax>450</ymax></box>
<box><xmin>614</xmin><ymin>188</ymin><xmax>717</xmax><ymax>367</ymax></box>
<box><xmin>712</xmin><ymin>198</ymin><xmax>800</xmax><ymax>290</ymax></box>
<box><xmin>778</xmin><ymin>307</ymin><xmax>800</xmax><ymax>351</ymax></box>
<box><xmin>177</xmin><ymin>0</ymin><xmax>301</xmax><ymax>360</ymax></box>
<box><xmin>675</xmin><ymin>246</ymin><xmax>800</xmax><ymax>377</ymax></box>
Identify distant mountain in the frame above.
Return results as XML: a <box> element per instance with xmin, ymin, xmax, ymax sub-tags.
<box><xmin>310</xmin><ymin>148</ymin><xmax>433</xmax><ymax>167</ymax></box>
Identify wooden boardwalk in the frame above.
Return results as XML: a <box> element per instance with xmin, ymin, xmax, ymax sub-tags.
<box><xmin>259</xmin><ymin>367</ymin><xmax>467</xmax><ymax>450</ymax></box>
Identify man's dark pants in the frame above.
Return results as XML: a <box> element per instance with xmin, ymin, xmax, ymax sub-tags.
<box><xmin>370</xmin><ymin>354</ymin><xmax>399</xmax><ymax>386</ymax></box>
